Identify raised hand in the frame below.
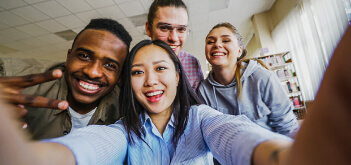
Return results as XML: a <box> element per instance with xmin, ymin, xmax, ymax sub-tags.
<box><xmin>0</xmin><ymin>69</ymin><xmax>69</xmax><ymax>116</ymax></box>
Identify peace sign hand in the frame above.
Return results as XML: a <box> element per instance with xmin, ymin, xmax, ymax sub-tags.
<box><xmin>0</xmin><ymin>69</ymin><xmax>69</xmax><ymax>117</ymax></box>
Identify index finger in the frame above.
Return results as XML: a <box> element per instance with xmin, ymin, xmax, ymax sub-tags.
<box><xmin>6</xmin><ymin>93</ymin><xmax>69</xmax><ymax>110</ymax></box>
<box><xmin>0</xmin><ymin>69</ymin><xmax>63</xmax><ymax>88</ymax></box>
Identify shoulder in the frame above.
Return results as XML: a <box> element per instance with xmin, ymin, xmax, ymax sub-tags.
<box><xmin>189</xmin><ymin>105</ymin><xmax>222</xmax><ymax>118</ymax></box>
<box><xmin>0</xmin><ymin>57</ymin><xmax>64</xmax><ymax>76</ymax></box>
<box><xmin>246</xmin><ymin>60</ymin><xmax>273</xmax><ymax>81</ymax></box>
<box><xmin>179</xmin><ymin>51</ymin><xmax>199</xmax><ymax>61</ymax></box>
<box><xmin>197</xmin><ymin>78</ymin><xmax>211</xmax><ymax>91</ymax></box>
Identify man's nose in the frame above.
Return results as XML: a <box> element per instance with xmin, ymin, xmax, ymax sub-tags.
<box><xmin>168</xmin><ymin>29</ymin><xmax>179</xmax><ymax>42</ymax></box>
<box><xmin>83</xmin><ymin>62</ymin><xmax>103</xmax><ymax>79</ymax></box>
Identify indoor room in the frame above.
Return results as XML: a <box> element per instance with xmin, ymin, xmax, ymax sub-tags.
<box><xmin>0</xmin><ymin>0</ymin><xmax>350</xmax><ymax>164</ymax></box>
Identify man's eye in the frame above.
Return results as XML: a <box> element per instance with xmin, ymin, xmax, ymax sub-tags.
<box><xmin>132</xmin><ymin>71</ymin><xmax>144</xmax><ymax>75</ymax></box>
<box><xmin>104</xmin><ymin>63</ymin><xmax>117</xmax><ymax>70</ymax></box>
<box><xmin>79</xmin><ymin>54</ymin><xmax>90</xmax><ymax>60</ymax></box>
<box><xmin>158</xmin><ymin>25</ymin><xmax>170</xmax><ymax>31</ymax></box>
<box><xmin>177</xmin><ymin>27</ymin><xmax>187</xmax><ymax>33</ymax></box>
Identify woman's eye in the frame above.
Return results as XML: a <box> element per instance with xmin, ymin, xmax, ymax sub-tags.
<box><xmin>132</xmin><ymin>71</ymin><xmax>144</xmax><ymax>75</ymax></box>
<box><xmin>156</xmin><ymin>67</ymin><xmax>166</xmax><ymax>71</ymax></box>
<box><xmin>223</xmin><ymin>40</ymin><xmax>231</xmax><ymax>43</ymax></box>
<box><xmin>207</xmin><ymin>41</ymin><xmax>215</xmax><ymax>44</ymax></box>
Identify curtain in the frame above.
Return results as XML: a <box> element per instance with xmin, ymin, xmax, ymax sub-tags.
<box><xmin>272</xmin><ymin>0</ymin><xmax>349</xmax><ymax>101</ymax></box>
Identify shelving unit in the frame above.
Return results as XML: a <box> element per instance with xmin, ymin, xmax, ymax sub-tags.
<box><xmin>256</xmin><ymin>52</ymin><xmax>307</xmax><ymax>119</ymax></box>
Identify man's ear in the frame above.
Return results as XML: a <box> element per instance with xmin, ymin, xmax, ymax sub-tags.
<box><xmin>117</xmin><ymin>77</ymin><xmax>122</xmax><ymax>87</ymax></box>
<box><xmin>145</xmin><ymin>22</ymin><xmax>152</xmax><ymax>37</ymax></box>
<box><xmin>65</xmin><ymin>49</ymin><xmax>72</xmax><ymax>66</ymax></box>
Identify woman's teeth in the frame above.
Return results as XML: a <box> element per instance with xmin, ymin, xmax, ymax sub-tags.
<box><xmin>79</xmin><ymin>81</ymin><xmax>99</xmax><ymax>90</ymax></box>
<box><xmin>213</xmin><ymin>52</ymin><xmax>225</xmax><ymax>56</ymax></box>
<box><xmin>170</xmin><ymin>46</ymin><xmax>177</xmax><ymax>49</ymax></box>
<box><xmin>146</xmin><ymin>91</ymin><xmax>164</xmax><ymax>97</ymax></box>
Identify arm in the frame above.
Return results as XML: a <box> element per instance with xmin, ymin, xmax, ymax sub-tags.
<box><xmin>197</xmin><ymin>105</ymin><xmax>292</xmax><ymax>165</ymax></box>
<box><xmin>261</xmin><ymin>73</ymin><xmax>299</xmax><ymax>137</ymax></box>
<box><xmin>253</xmin><ymin>140</ymin><xmax>292</xmax><ymax>165</ymax></box>
<box><xmin>254</xmin><ymin>25</ymin><xmax>351</xmax><ymax>165</ymax></box>
<box><xmin>287</xmin><ymin>25</ymin><xmax>351</xmax><ymax>165</ymax></box>
<box><xmin>0</xmin><ymin>89</ymin><xmax>75</xmax><ymax>165</ymax></box>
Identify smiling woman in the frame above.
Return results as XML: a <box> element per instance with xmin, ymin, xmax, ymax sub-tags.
<box><xmin>197</xmin><ymin>22</ymin><xmax>300</xmax><ymax>138</ymax></box>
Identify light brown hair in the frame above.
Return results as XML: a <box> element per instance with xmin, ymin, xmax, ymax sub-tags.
<box><xmin>208</xmin><ymin>22</ymin><xmax>269</xmax><ymax>100</ymax></box>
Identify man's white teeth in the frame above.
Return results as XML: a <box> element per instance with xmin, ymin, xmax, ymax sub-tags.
<box><xmin>213</xmin><ymin>52</ymin><xmax>225</xmax><ymax>56</ymax></box>
<box><xmin>146</xmin><ymin>91</ymin><xmax>163</xmax><ymax>97</ymax></box>
<box><xmin>79</xmin><ymin>81</ymin><xmax>99</xmax><ymax>90</ymax></box>
<box><xmin>170</xmin><ymin>46</ymin><xmax>177</xmax><ymax>49</ymax></box>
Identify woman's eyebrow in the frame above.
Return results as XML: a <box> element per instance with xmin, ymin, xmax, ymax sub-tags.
<box><xmin>132</xmin><ymin>60</ymin><xmax>168</xmax><ymax>67</ymax></box>
<box><xmin>152</xmin><ymin>60</ymin><xmax>168</xmax><ymax>65</ymax></box>
<box><xmin>206</xmin><ymin>35</ymin><xmax>232</xmax><ymax>39</ymax></box>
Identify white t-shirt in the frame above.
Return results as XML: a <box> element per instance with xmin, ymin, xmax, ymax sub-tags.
<box><xmin>68</xmin><ymin>106</ymin><xmax>97</xmax><ymax>133</ymax></box>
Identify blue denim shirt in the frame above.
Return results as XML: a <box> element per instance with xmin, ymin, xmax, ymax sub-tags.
<box><xmin>47</xmin><ymin>105</ymin><xmax>292</xmax><ymax>165</ymax></box>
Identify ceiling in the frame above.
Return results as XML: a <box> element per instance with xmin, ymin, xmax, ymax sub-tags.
<box><xmin>0</xmin><ymin>0</ymin><xmax>276</xmax><ymax>73</ymax></box>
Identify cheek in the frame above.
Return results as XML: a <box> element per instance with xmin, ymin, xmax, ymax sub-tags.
<box><xmin>179</xmin><ymin>37</ymin><xmax>186</xmax><ymax>45</ymax></box>
<box><xmin>131</xmin><ymin>78</ymin><xmax>142</xmax><ymax>94</ymax></box>
<box><xmin>205</xmin><ymin>45</ymin><xmax>211</xmax><ymax>54</ymax></box>
<box><xmin>106</xmin><ymin>74</ymin><xmax>118</xmax><ymax>85</ymax></box>
<box><xmin>153</xmin><ymin>33</ymin><xmax>167</xmax><ymax>41</ymax></box>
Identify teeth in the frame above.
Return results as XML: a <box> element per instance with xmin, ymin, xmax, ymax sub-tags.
<box><xmin>170</xmin><ymin>45</ymin><xmax>177</xmax><ymax>49</ymax></box>
<box><xmin>79</xmin><ymin>81</ymin><xmax>99</xmax><ymax>91</ymax></box>
<box><xmin>213</xmin><ymin>52</ymin><xmax>225</xmax><ymax>56</ymax></box>
<box><xmin>146</xmin><ymin>91</ymin><xmax>164</xmax><ymax>97</ymax></box>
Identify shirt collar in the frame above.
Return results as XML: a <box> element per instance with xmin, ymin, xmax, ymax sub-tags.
<box><xmin>140</xmin><ymin>111</ymin><xmax>175</xmax><ymax>129</ymax></box>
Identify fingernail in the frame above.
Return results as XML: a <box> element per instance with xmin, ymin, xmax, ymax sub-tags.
<box><xmin>58</xmin><ymin>102</ymin><xmax>68</xmax><ymax>110</ymax></box>
<box><xmin>22</xmin><ymin>123</ymin><xmax>28</xmax><ymax>129</ymax></box>
<box><xmin>53</xmin><ymin>70</ymin><xmax>62</xmax><ymax>77</ymax></box>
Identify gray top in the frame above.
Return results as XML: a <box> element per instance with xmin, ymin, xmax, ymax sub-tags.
<box><xmin>197</xmin><ymin>60</ymin><xmax>299</xmax><ymax>137</ymax></box>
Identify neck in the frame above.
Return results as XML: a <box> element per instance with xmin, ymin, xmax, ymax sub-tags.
<box><xmin>67</xmin><ymin>95</ymin><xmax>98</xmax><ymax>114</ymax></box>
<box><xmin>149</xmin><ymin>108</ymin><xmax>172</xmax><ymax>136</ymax></box>
<box><xmin>212</xmin><ymin>64</ymin><xmax>237</xmax><ymax>85</ymax></box>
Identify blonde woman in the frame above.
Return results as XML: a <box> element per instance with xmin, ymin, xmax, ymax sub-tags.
<box><xmin>197</xmin><ymin>23</ymin><xmax>299</xmax><ymax>138</ymax></box>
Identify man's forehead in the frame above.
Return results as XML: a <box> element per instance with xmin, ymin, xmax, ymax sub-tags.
<box><xmin>75</xmin><ymin>29</ymin><xmax>126</xmax><ymax>47</ymax></box>
<box><xmin>154</xmin><ymin>7</ymin><xmax>188</xmax><ymax>25</ymax></box>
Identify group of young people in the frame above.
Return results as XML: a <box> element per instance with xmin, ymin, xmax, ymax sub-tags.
<box><xmin>0</xmin><ymin>0</ymin><xmax>350</xmax><ymax>164</ymax></box>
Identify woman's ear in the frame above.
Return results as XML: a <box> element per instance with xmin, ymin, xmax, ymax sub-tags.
<box><xmin>176</xmin><ymin>71</ymin><xmax>180</xmax><ymax>87</ymax></box>
<box><xmin>238</xmin><ymin>47</ymin><xmax>242</xmax><ymax>56</ymax></box>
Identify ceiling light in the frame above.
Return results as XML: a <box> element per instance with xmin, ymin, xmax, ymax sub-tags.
<box><xmin>54</xmin><ymin>30</ymin><xmax>77</xmax><ymax>41</ymax></box>
<box><xmin>209</xmin><ymin>0</ymin><xmax>230</xmax><ymax>11</ymax></box>
<box><xmin>129</xmin><ymin>14</ymin><xmax>147</xmax><ymax>27</ymax></box>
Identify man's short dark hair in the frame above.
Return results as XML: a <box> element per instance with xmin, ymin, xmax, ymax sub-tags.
<box><xmin>147</xmin><ymin>0</ymin><xmax>188</xmax><ymax>25</ymax></box>
<box><xmin>72</xmin><ymin>18</ymin><xmax>132</xmax><ymax>49</ymax></box>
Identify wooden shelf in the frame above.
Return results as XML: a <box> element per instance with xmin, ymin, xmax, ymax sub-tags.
<box><xmin>256</xmin><ymin>51</ymin><xmax>307</xmax><ymax>120</ymax></box>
